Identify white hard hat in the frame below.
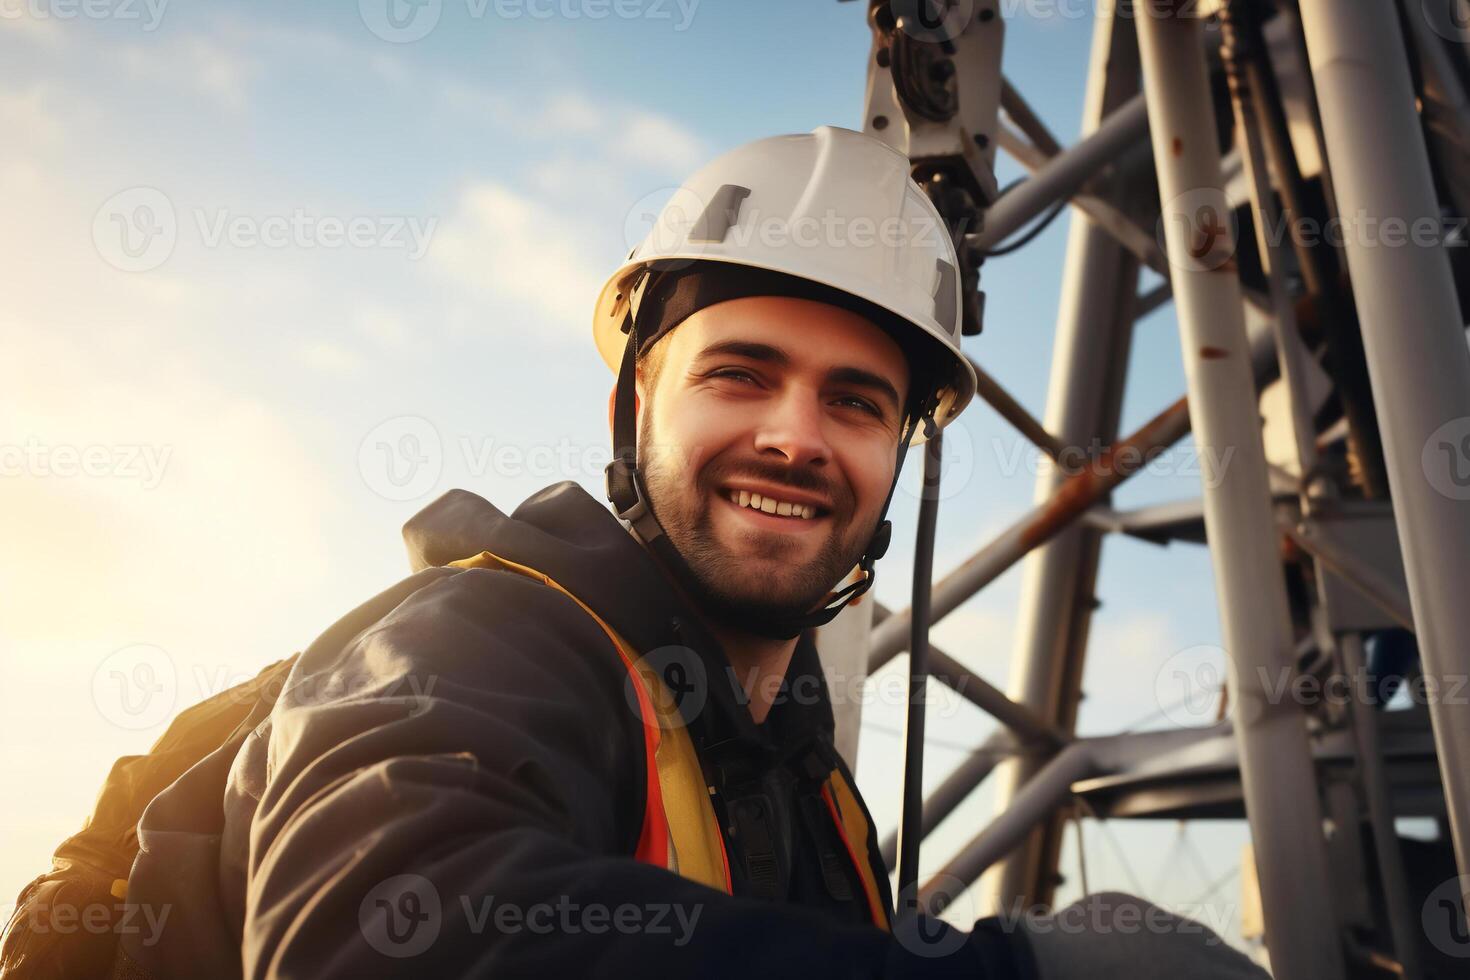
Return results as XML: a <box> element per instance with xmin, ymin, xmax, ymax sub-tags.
<box><xmin>593</xmin><ymin>124</ymin><xmax>976</xmax><ymax>444</ymax></box>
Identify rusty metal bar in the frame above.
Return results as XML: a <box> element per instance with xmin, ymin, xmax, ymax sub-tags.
<box><xmin>869</xmin><ymin>396</ymin><xmax>1191</xmax><ymax>665</ymax></box>
<box><xmin>967</xmin><ymin>354</ymin><xmax>1065</xmax><ymax>461</ymax></box>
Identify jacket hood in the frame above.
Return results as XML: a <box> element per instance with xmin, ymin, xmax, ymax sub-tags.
<box><xmin>402</xmin><ymin>481</ymin><xmax>836</xmax><ymax>755</ymax></box>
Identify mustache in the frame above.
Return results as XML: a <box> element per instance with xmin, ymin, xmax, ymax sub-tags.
<box><xmin>704</xmin><ymin>461</ymin><xmax>848</xmax><ymax>508</ymax></box>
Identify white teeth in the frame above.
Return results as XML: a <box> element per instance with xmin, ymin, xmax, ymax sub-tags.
<box><xmin>725</xmin><ymin>489</ymin><xmax>819</xmax><ymax>519</ymax></box>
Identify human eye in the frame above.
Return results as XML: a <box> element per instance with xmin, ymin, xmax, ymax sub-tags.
<box><xmin>708</xmin><ymin>368</ymin><xmax>760</xmax><ymax>384</ymax></box>
<box><xmin>834</xmin><ymin>394</ymin><xmax>883</xmax><ymax>417</ymax></box>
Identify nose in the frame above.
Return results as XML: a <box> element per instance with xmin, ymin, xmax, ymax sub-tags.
<box><xmin>751</xmin><ymin>384</ymin><xmax>832</xmax><ymax>468</ymax></box>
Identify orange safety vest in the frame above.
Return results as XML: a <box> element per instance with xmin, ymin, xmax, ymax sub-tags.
<box><xmin>448</xmin><ymin>550</ymin><xmax>892</xmax><ymax>930</ymax></box>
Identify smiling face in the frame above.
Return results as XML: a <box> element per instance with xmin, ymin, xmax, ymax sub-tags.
<box><xmin>617</xmin><ymin>294</ymin><xmax>911</xmax><ymax>631</ymax></box>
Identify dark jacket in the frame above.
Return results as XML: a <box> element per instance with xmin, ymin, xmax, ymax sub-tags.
<box><xmin>118</xmin><ymin>481</ymin><xmax>1035</xmax><ymax>979</ymax></box>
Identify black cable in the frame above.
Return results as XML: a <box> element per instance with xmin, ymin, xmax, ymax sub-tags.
<box><xmin>983</xmin><ymin>196</ymin><xmax>1069</xmax><ymax>257</ymax></box>
<box><xmin>895</xmin><ymin>427</ymin><xmax>943</xmax><ymax>916</ymax></box>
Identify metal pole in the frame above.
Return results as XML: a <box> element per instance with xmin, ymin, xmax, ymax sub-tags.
<box><xmin>927</xmin><ymin>742</ymin><xmax>1098</xmax><ymax>913</ymax></box>
<box><xmin>1298</xmin><ymin>0</ymin><xmax>1470</xmax><ymax>901</ymax></box>
<box><xmin>982</xmin><ymin>1</ymin><xmax>1146</xmax><ymax>914</ymax></box>
<box><xmin>1001</xmin><ymin>76</ymin><xmax>1063</xmax><ymax>157</ymax></box>
<box><xmin>880</xmin><ymin>731</ymin><xmax>1014</xmax><ymax>869</ymax></box>
<box><xmin>966</xmin><ymin>354</ymin><xmax>1065</xmax><ymax>461</ymax></box>
<box><xmin>1227</xmin><ymin>2</ymin><xmax>1388</xmax><ymax>499</ymax></box>
<box><xmin>968</xmin><ymin>92</ymin><xmax>1149</xmax><ymax>252</ymax></box>
<box><xmin>1219</xmin><ymin>1</ymin><xmax>1319</xmax><ymax>485</ymax></box>
<box><xmin>1339</xmin><ymin>632</ymin><xmax>1424</xmax><ymax>980</ymax></box>
<box><xmin>813</xmin><ymin>590</ymin><xmax>875</xmax><ymax>772</ymax></box>
<box><xmin>870</xmin><ymin>603</ymin><xmax>1067</xmax><ymax>746</ymax></box>
<box><xmin>868</xmin><ymin>397</ymin><xmax>1190</xmax><ymax>665</ymax></box>
<box><xmin>1135</xmin><ymin>6</ymin><xmax>1345</xmax><ymax>979</ymax></box>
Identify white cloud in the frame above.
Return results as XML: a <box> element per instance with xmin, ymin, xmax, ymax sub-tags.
<box><xmin>0</xmin><ymin>85</ymin><xmax>66</xmax><ymax>145</ymax></box>
<box><xmin>542</xmin><ymin>90</ymin><xmax>605</xmax><ymax>136</ymax></box>
<box><xmin>298</xmin><ymin>338</ymin><xmax>365</xmax><ymax>375</ymax></box>
<box><xmin>427</xmin><ymin>180</ymin><xmax>607</xmax><ymax>341</ymax></box>
<box><xmin>0</xmin><ymin>4</ymin><xmax>66</xmax><ymax>44</ymax></box>
<box><xmin>116</xmin><ymin>35</ymin><xmax>259</xmax><ymax>110</ymax></box>
<box><xmin>526</xmin><ymin>153</ymin><xmax>629</xmax><ymax>201</ymax></box>
<box><xmin>614</xmin><ymin>110</ymin><xmax>706</xmax><ymax>174</ymax></box>
<box><xmin>436</xmin><ymin>78</ymin><xmax>518</xmax><ymax>128</ymax></box>
<box><xmin>1093</xmin><ymin>610</ymin><xmax>1174</xmax><ymax>662</ymax></box>
<box><xmin>0</xmin><ymin>318</ymin><xmax>336</xmax><ymax>648</ymax></box>
<box><xmin>353</xmin><ymin>303</ymin><xmax>414</xmax><ymax>352</ymax></box>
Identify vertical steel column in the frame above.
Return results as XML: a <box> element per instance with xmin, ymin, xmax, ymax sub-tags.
<box><xmin>1297</xmin><ymin>0</ymin><xmax>1470</xmax><ymax>896</ymax></box>
<box><xmin>814</xmin><ymin>589</ymin><xmax>876</xmax><ymax>772</ymax></box>
<box><xmin>1339</xmin><ymin>633</ymin><xmax>1424</xmax><ymax>980</ymax></box>
<box><xmin>1135</xmin><ymin>6</ymin><xmax>1344</xmax><ymax>980</ymax></box>
<box><xmin>982</xmin><ymin>0</ymin><xmax>1140</xmax><ymax>915</ymax></box>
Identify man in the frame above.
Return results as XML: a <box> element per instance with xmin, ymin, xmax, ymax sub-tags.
<box><xmin>113</xmin><ymin>126</ymin><xmax>1267</xmax><ymax>979</ymax></box>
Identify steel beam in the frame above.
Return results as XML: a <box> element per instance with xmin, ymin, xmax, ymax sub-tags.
<box><xmin>966</xmin><ymin>354</ymin><xmax>1064</xmax><ymax>461</ymax></box>
<box><xmin>1136</xmin><ymin>7</ymin><xmax>1344</xmax><ymax>978</ymax></box>
<box><xmin>869</xmin><ymin>602</ymin><xmax>1067</xmax><ymax>746</ymax></box>
<box><xmin>1298</xmin><ymin>0</ymin><xmax>1470</xmax><ymax>903</ymax></box>
<box><xmin>968</xmin><ymin>92</ymin><xmax>1149</xmax><ymax>253</ymax></box>
<box><xmin>982</xmin><ymin>0</ymin><xmax>1146</xmax><ymax>915</ymax></box>
<box><xmin>868</xmin><ymin>397</ymin><xmax>1189</xmax><ymax>667</ymax></box>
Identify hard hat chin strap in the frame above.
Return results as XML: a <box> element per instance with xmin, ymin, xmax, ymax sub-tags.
<box><xmin>603</xmin><ymin>283</ymin><xmax>934</xmax><ymax>641</ymax></box>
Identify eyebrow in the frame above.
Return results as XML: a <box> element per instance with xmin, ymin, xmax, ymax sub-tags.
<box><xmin>693</xmin><ymin>339</ymin><xmax>903</xmax><ymax>414</ymax></box>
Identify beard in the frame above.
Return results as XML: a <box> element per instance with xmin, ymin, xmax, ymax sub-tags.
<box><xmin>637</xmin><ymin>411</ymin><xmax>875</xmax><ymax>634</ymax></box>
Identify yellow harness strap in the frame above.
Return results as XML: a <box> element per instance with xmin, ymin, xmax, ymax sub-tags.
<box><xmin>447</xmin><ymin>550</ymin><xmax>731</xmax><ymax>892</ymax></box>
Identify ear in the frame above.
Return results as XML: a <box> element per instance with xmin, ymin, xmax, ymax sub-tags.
<box><xmin>607</xmin><ymin>385</ymin><xmax>642</xmax><ymax>439</ymax></box>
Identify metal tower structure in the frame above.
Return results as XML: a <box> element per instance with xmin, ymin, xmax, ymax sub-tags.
<box><xmin>817</xmin><ymin>2</ymin><xmax>1470</xmax><ymax>977</ymax></box>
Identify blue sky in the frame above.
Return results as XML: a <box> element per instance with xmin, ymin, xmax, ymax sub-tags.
<box><xmin>0</xmin><ymin>0</ymin><xmax>1251</xmax><ymax>948</ymax></box>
